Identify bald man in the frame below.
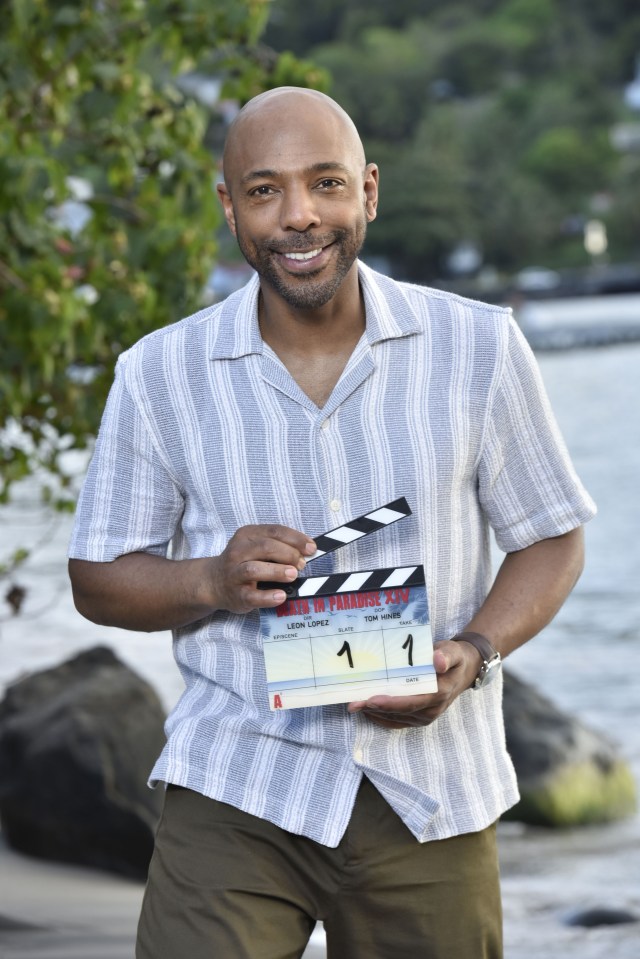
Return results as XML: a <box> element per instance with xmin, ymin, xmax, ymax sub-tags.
<box><xmin>68</xmin><ymin>88</ymin><xmax>595</xmax><ymax>959</ymax></box>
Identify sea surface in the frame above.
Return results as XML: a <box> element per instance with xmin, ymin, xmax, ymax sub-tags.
<box><xmin>1</xmin><ymin>302</ymin><xmax>639</xmax><ymax>958</ymax></box>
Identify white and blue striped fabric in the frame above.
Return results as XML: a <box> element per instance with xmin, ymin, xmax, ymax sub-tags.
<box><xmin>69</xmin><ymin>262</ymin><xmax>596</xmax><ymax>846</ymax></box>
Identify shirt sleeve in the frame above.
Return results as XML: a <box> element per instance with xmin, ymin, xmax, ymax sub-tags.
<box><xmin>68</xmin><ymin>356</ymin><xmax>185</xmax><ymax>562</ymax></box>
<box><xmin>477</xmin><ymin>316</ymin><xmax>596</xmax><ymax>552</ymax></box>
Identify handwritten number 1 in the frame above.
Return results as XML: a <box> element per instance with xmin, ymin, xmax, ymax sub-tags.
<box><xmin>402</xmin><ymin>634</ymin><xmax>414</xmax><ymax>666</ymax></box>
<box><xmin>336</xmin><ymin>636</ymin><xmax>414</xmax><ymax>670</ymax></box>
<box><xmin>337</xmin><ymin>641</ymin><xmax>354</xmax><ymax>669</ymax></box>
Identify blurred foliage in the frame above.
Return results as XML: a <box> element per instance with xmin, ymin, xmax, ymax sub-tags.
<box><xmin>0</xmin><ymin>0</ymin><xmax>326</xmax><ymax>506</ymax></box>
<box><xmin>266</xmin><ymin>0</ymin><xmax>640</xmax><ymax>280</ymax></box>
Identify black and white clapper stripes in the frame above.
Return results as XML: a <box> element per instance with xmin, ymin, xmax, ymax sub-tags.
<box><xmin>287</xmin><ymin>565</ymin><xmax>424</xmax><ymax>600</ymax></box>
<box><xmin>258</xmin><ymin>497</ymin><xmax>424</xmax><ymax>599</ymax></box>
<box><xmin>310</xmin><ymin>497</ymin><xmax>411</xmax><ymax>558</ymax></box>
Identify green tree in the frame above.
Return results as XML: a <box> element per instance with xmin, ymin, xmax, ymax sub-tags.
<box><xmin>0</xmin><ymin>0</ymin><xmax>324</xmax><ymax>507</ymax></box>
<box><xmin>523</xmin><ymin>127</ymin><xmax>615</xmax><ymax>198</ymax></box>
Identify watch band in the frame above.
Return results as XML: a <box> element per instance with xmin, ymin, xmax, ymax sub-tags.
<box><xmin>451</xmin><ymin>631</ymin><xmax>501</xmax><ymax>690</ymax></box>
<box><xmin>451</xmin><ymin>631</ymin><xmax>498</xmax><ymax>663</ymax></box>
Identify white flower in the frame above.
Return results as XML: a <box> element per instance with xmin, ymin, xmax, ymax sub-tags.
<box><xmin>75</xmin><ymin>284</ymin><xmax>99</xmax><ymax>305</ymax></box>
<box><xmin>65</xmin><ymin>176</ymin><xmax>94</xmax><ymax>202</ymax></box>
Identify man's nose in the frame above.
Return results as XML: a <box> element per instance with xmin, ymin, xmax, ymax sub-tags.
<box><xmin>279</xmin><ymin>184</ymin><xmax>321</xmax><ymax>232</ymax></box>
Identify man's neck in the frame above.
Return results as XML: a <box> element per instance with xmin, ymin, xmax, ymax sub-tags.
<box><xmin>257</xmin><ymin>268</ymin><xmax>366</xmax><ymax>409</ymax></box>
<box><xmin>258</xmin><ymin>267</ymin><xmax>365</xmax><ymax>357</ymax></box>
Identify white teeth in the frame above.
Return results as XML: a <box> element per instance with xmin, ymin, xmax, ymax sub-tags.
<box><xmin>283</xmin><ymin>248</ymin><xmax>322</xmax><ymax>261</ymax></box>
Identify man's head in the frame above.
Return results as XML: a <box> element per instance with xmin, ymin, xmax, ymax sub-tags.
<box><xmin>217</xmin><ymin>87</ymin><xmax>378</xmax><ymax>311</ymax></box>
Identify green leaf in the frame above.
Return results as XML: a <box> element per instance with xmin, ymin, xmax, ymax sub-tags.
<box><xmin>53</xmin><ymin>6</ymin><xmax>83</xmax><ymax>27</ymax></box>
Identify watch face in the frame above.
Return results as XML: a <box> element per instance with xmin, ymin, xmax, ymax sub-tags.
<box><xmin>474</xmin><ymin>654</ymin><xmax>502</xmax><ymax>689</ymax></box>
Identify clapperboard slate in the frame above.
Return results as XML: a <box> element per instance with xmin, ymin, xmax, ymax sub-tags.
<box><xmin>259</xmin><ymin>498</ymin><xmax>436</xmax><ymax>709</ymax></box>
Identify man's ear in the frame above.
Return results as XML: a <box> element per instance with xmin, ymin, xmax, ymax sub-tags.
<box><xmin>216</xmin><ymin>182</ymin><xmax>237</xmax><ymax>236</ymax></box>
<box><xmin>364</xmin><ymin>163</ymin><xmax>379</xmax><ymax>223</ymax></box>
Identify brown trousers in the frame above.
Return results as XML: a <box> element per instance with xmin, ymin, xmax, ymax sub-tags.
<box><xmin>136</xmin><ymin>777</ymin><xmax>503</xmax><ymax>959</ymax></box>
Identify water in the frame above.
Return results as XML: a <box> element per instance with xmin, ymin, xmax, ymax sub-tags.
<box><xmin>1</xmin><ymin>310</ymin><xmax>639</xmax><ymax>957</ymax></box>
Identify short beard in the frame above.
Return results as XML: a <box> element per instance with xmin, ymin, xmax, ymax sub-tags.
<box><xmin>236</xmin><ymin>219</ymin><xmax>367</xmax><ymax>310</ymax></box>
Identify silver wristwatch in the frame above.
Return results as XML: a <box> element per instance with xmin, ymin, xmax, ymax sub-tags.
<box><xmin>451</xmin><ymin>631</ymin><xmax>502</xmax><ymax>689</ymax></box>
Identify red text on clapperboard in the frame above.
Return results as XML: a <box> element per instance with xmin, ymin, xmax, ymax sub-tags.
<box><xmin>276</xmin><ymin>589</ymin><xmax>410</xmax><ymax>618</ymax></box>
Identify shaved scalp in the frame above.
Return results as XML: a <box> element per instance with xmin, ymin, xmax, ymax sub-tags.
<box><xmin>221</xmin><ymin>87</ymin><xmax>366</xmax><ymax>190</ymax></box>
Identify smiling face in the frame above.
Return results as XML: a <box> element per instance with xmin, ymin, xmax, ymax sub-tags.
<box><xmin>217</xmin><ymin>89</ymin><xmax>378</xmax><ymax>312</ymax></box>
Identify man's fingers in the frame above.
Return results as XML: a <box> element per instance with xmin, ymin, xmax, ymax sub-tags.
<box><xmin>240</xmin><ymin>560</ymin><xmax>299</xmax><ymax>584</ymax></box>
<box><xmin>249</xmin><ymin>525</ymin><xmax>316</xmax><ymax>558</ymax></box>
<box><xmin>262</xmin><ymin>523</ymin><xmax>316</xmax><ymax>546</ymax></box>
<box><xmin>433</xmin><ymin>646</ymin><xmax>452</xmax><ymax>672</ymax></box>
<box><xmin>225</xmin><ymin>562</ymin><xmax>302</xmax><ymax>611</ymax></box>
<box><xmin>363</xmin><ymin>711</ymin><xmax>435</xmax><ymax>729</ymax></box>
<box><xmin>349</xmin><ymin>694</ymin><xmax>437</xmax><ymax>714</ymax></box>
<box><xmin>231</xmin><ymin>526</ymin><xmax>316</xmax><ymax>569</ymax></box>
<box><xmin>240</xmin><ymin>586</ymin><xmax>290</xmax><ymax>609</ymax></box>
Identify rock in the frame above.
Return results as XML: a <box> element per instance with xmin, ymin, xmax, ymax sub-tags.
<box><xmin>0</xmin><ymin>914</ymin><xmax>45</xmax><ymax>932</ymax></box>
<box><xmin>502</xmin><ymin>669</ymin><xmax>637</xmax><ymax>827</ymax></box>
<box><xmin>564</xmin><ymin>907</ymin><xmax>639</xmax><ymax>928</ymax></box>
<box><xmin>0</xmin><ymin>646</ymin><xmax>166</xmax><ymax>879</ymax></box>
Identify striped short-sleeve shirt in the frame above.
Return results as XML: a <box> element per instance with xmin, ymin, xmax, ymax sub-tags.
<box><xmin>69</xmin><ymin>262</ymin><xmax>596</xmax><ymax>845</ymax></box>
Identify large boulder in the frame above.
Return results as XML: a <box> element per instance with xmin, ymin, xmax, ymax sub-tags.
<box><xmin>503</xmin><ymin>669</ymin><xmax>637</xmax><ymax>826</ymax></box>
<box><xmin>0</xmin><ymin>646</ymin><xmax>166</xmax><ymax>879</ymax></box>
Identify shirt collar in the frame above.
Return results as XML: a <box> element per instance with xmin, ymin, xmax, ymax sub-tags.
<box><xmin>208</xmin><ymin>260</ymin><xmax>422</xmax><ymax>361</ymax></box>
<box><xmin>209</xmin><ymin>272</ymin><xmax>263</xmax><ymax>360</ymax></box>
<box><xmin>357</xmin><ymin>260</ymin><xmax>423</xmax><ymax>344</ymax></box>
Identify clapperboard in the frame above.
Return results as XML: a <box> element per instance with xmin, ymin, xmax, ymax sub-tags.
<box><xmin>259</xmin><ymin>498</ymin><xmax>437</xmax><ymax>710</ymax></box>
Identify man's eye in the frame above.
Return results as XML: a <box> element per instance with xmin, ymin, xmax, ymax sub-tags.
<box><xmin>318</xmin><ymin>179</ymin><xmax>340</xmax><ymax>188</ymax></box>
<box><xmin>251</xmin><ymin>185</ymin><xmax>273</xmax><ymax>196</ymax></box>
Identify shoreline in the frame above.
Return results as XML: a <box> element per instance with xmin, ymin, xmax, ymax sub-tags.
<box><xmin>0</xmin><ymin>833</ymin><xmax>327</xmax><ymax>959</ymax></box>
<box><xmin>0</xmin><ymin>833</ymin><xmax>143</xmax><ymax>959</ymax></box>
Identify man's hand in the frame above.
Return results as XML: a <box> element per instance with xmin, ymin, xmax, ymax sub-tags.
<box><xmin>209</xmin><ymin>525</ymin><xmax>317</xmax><ymax>614</ymax></box>
<box><xmin>347</xmin><ymin>640</ymin><xmax>482</xmax><ymax>729</ymax></box>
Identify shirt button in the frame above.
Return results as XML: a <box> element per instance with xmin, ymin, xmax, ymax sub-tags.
<box><xmin>329</xmin><ymin>499</ymin><xmax>341</xmax><ymax>512</ymax></box>
<box><xmin>321</xmin><ymin>419</ymin><xmax>330</xmax><ymax>430</ymax></box>
<box><xmin>353</xmin><ymin>748</ymin><xmax>364</xmax><ymax>764</ymax></box>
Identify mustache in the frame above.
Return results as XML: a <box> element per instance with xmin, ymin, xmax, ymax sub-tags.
<box><xmin>268</xmin><ymin>232</ymin><xmax>343</xmax><ymax>254</ymax></box>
